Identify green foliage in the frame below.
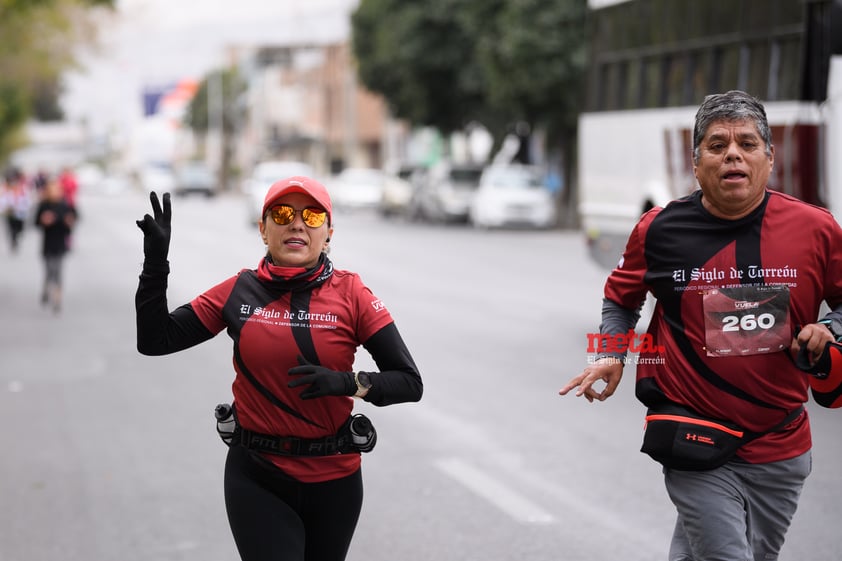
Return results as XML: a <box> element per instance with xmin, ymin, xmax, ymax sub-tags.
<box><xmin>0</xmin><ymin>84</ymin><xmax>28</xmax><ymax>157</ymax></box>
<box><xmin>182</xmin><ymin>67</ymin><xmax>247</xmax><ymax>190</ymax></box>
<box><xmin>0</xmin><ymin>0</ymin><xmax>115</xmax><ymax>162</ymax></box>
<box><xmin>351</xmin><ymin>0</ymin><xmax>587</xmax><ymax>148</ymax></box>
<box><xmin>183</xmin><ymin>68</ymin><xmax>246</xmax><ymax>134</ymax></box>
<box><xmin>352</xmin><ymin>0</ymin><xmax>487</xmax><ymax>134</ymax></box>
<box><xmin>0</xmin><ymin>0</ymin><xmax>111</xmax><ymax>17</ymax></box>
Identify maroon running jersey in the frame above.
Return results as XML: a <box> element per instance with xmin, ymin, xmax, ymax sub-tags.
<box><xmin>606</xmin><ymin>190</ymin><xmax>842</xmax><ymax>463</ymax></box>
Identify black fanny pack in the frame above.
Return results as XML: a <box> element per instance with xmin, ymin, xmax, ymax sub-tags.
<box><xmin>215</xmin><ymin>403</ymin><xmax>376</xmax><ymax>456</ymax></box>
<box><xmin>640</xmin><ymin>401</ymin><xmax>803</xmax><ymax>471</ymax></box>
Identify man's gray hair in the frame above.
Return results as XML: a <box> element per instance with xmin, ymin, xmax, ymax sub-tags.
<box><xmin>692</xmin><ymin>90</ymin><xmax>772</xmax><ymax>164</ymax></box>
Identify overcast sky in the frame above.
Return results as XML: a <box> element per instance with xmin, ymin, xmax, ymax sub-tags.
<box><xmin>62</xmin><ymin>0</ymin><xmax>358</xmax><ymax>134</ymax></box>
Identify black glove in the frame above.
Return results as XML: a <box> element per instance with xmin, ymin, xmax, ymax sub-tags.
<box><xmin>136</xmin><ymin>191</ymin><xmax>171</xmax><ymax>264</ymax></box>
<box><xmin>288</xmin><ymin>355</ymin><xmax>355</xmax><ymax>399</ymax></box>
<box><xmin>795</xmin><ymin>341</ymin><xmax>842</xmax><ymax>378</ymax></box>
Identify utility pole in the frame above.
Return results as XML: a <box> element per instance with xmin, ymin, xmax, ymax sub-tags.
<box><xmin>208</xmin><ymin>70</ymin><xmax>224</xmax><ymax>190</ymax></box>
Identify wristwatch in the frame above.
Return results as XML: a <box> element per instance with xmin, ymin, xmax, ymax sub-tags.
<box><xmin>818</xmin><ymin>318</ymin><xmax>842</xmax><ymax>342</ymax></box>
<box><xmin>354</xmin><ymin>371</ymin><xmax>372</xmax><ymax>396</ymax></box>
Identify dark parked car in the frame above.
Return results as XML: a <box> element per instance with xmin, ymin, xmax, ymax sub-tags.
<box><xmin>407</xmin><ymin>162</ymin><xmax>484</xmax><ymax>223</ymax></box>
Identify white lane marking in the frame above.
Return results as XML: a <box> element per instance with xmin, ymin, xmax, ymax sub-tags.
<box><xmin>399</xmin><ymin>404</ymin><xmax>666</xmax><ymax>556</ymax></box>
<box><xmin>435</xmin><ymin>457</ymin><xmax>555</xmax><ymax>524</ymax></box>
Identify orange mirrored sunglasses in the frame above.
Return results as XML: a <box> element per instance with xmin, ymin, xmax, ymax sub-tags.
<box><xmin>268</xmin><ymin>204</ymin><xmax>328</xmax><ymax>228</ymax></box>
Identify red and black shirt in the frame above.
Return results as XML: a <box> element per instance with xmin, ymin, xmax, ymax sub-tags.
<box><xmin>136</xmin><ymin>257</ymin><xmax>422</xmax><ymax>482</ymax></box>
<box><xmin>605</xmin><ymin>189</ymin><xmax>842</xmax><ymax>463</ymax></box>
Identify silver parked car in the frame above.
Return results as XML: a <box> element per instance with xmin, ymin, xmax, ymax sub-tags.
<box><xmin>174</xmin><ymin>161</ymin><xmax>217</xmax><ymax>197</ymax></box>
<box><xmin>380</xmin><ymin>164</ymin><xmax>425</xmax><ymax>217</ymax></box>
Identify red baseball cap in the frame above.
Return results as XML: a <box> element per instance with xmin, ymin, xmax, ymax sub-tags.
<box><xmin>262</xmin><ymin>176</ymin><xmax>332</xmax><ymax>222</ymax></box>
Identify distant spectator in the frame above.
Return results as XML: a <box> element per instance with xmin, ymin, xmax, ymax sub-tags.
<box><xmin>34</xmin><ymin>178</ymin><xmax>76</xmax><ymax>313</ymax></box>
<box><xmin>58</xmin><ymin>167</ymin><xmax>79</xmax><ymax>250</ymax></box>
<box><xmin>32</xmin><ymin>168</ymin><xmax>49</xmax><ymax>196</ymax></box>
<box><xmin>59</xmin><ymin>167</ymin><xmax>79</xmax><ymax>209</ymax></box>
<box><xmin>1</xmin><ymin>168</ymin><xmax>32</xmax><ymax>253</ymax></box>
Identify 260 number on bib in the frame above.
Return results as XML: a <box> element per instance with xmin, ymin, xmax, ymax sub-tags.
<box><xmin>721</xmin><ymin>313</ymin><xmax>776</xmax><ymax>332</ymax></box>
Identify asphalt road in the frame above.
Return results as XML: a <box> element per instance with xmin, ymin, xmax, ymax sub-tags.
<box><xmin>1</xmin><ymin>188</ymin><xmax>840</xmax><ymax>561</ymax></box>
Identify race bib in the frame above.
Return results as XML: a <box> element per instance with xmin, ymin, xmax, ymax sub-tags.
<box><xmin>702</xmin><ymin>285</ymin><xmax>791</xmax><ymax>357</ymax></box>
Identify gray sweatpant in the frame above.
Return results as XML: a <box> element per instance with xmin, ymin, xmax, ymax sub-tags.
<box><xmin>664</xmin><ymin>451</ymin><xmax>811</xmax><ymax>561</ymax></box>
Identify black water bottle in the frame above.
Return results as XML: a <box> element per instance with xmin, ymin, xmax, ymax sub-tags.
<box><xmin>215</xmin><ymin>403</ymin><xmax>236</xmax><ymax>446</ymax></box>
<box><xmin>349</xmin><ymin>414</ymin><xmax>377</xmax><ymax>453</ymax></box>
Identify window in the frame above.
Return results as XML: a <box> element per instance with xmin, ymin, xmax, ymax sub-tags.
<box><xmin>583</xmin><ymin>0</ymin><xmax>822</xmax><ymax>111</ymax></box>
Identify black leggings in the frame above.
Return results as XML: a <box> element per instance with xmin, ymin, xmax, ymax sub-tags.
<box><xmin>224</xmin><ymin>445</ymin><xmax>363</xmax><ymax>561</ymax></box>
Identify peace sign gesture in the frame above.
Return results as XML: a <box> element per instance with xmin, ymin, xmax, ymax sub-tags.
<box><xmin>136</xmin><ymin>191</ymin><xmax>172</xmax><ymax>263</ymax></box>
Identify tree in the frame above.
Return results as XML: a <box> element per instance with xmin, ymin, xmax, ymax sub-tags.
<box><xmin>0</xmin><ymin>0</ymin><xmax>115</xmax><ymax>164</ymax></box>
<box><xmin>183</xmin><ymin>67</ymin><xmax>246</xmax><ymax>191</ymax></box>
<box><xmin>471</xmin><ymin>0</ymin><xmax>586</xmax><ymax>143</ymax></box>
<box><xmin>351</xmin><ymin>0</ymin><xmax>586</xmax><ymax>225</ymax></box>
<box><xmin>352</xmin><ymin>0</ymin><xmax>586</xmax><ymax>143</ymax></box>
<box><xmin>351</xmin><ymin>0</ymin><xmax>491</xmax><ymax>137</ymax></box>
<box><xmin>471</xmin><ymin>0</ymin><xmax>586</xmax><ymax>225</ymax></box>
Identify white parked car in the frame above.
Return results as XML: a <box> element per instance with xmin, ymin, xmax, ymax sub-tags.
<box><xmin>139</xmin><ymin>162</ymin><xmax>177</xmax><ymax>194</ymax></box>
<box><xmin>242</xmin><ymin>160</ymin><xmax>316</xmax><ymax>223</ymax></box>
<box><xmin>329</xmin><ymin>167</ymin><xmax>386</xmax><ymax>211</ymax></box>
<box><xmin>469</xmin><ymin>164</ymin><xmax>557</xmax><ymax>229</ymax></box>
<box><xmin>73</xmin><ymin>163</ymin><xmax>105</xmax><ymax>193</ymax></box>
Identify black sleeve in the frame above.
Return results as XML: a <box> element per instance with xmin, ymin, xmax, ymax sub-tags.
<box><xmin>135</xmin><ymin>261</ymin><xmax>215</xmax><ymax>355</ymax></box>
<box><xmin>822</xmin><ymin>303</ymin><xmax>842</xmax><ymax>340</ymax></box>
<box><xmin>360</xmin><ymin>322</ymin><xmax>423</xmax><ymax>406</ymax></box>
<box><xmin>33</xmin><ymin>202</ymin><xmax>45</xmax><ymax>227</ymax></box>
